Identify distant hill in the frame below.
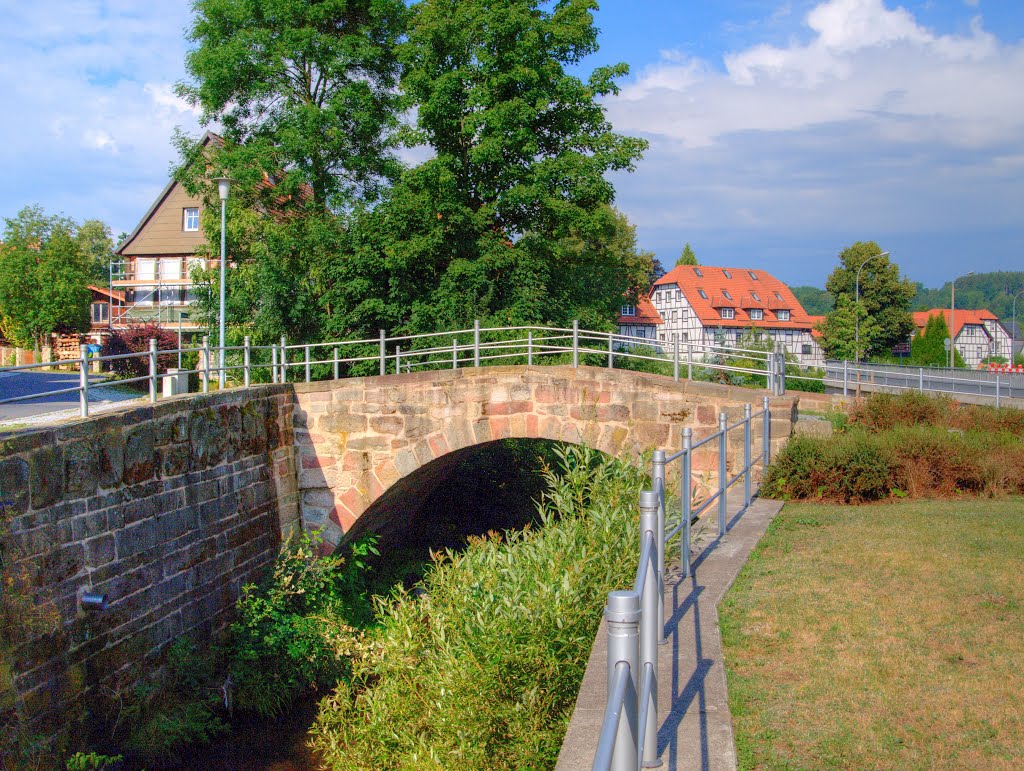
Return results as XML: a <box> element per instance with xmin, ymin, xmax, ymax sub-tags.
<box><xmin>792</xmin><ymin>272</ymin><xmax>1024</xmax><ymax>326</ymax></box>
<box><xmin>791</xmin><ymin>286</ymin><xmax>833</xmax><ymax>315</ymax></box>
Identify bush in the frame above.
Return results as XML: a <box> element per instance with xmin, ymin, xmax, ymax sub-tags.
<box><xmin>762</xmin><ymin>433</ymin><xmax>893</xmax><ymax>503</ymax></box>
<box><xmin>309</xmin><ymin>445</ymin><xmax>649</xmax><ymax>769</ymax></box>
<box><xmin>848</xmin><ymin>392</ymin><xmax>1024</xmax><ymax>437</ymax></box>
<box><xmin>100</xmin><ymin>324</ymin><xmax>181</xmax><ymax>381</ymax></box>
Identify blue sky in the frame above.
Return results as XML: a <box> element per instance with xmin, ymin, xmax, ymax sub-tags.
<box><xmin>1</xmin><ymin>0</ymin><xmax>1022</xmax><ymax>289</ymax></box>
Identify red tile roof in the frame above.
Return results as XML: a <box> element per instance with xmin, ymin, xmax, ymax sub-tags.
<box><xmin>806</xmin><ymin>314</ymin><xmax>826</xmax><ymax>339</ymax></box>
<box><xmin>652</xmin><ymin>265</ymin><xmax>814</xmax><ymax>329</ymax></box>
<box><xmin>912</xmin><ymin>308</ymin><xmax>998</xmax><ymax>339</ymax></box>
<box><xmin>617</xmin><ymin>296</ymin><xmax>663</xmax><ymax>325</ymax></box>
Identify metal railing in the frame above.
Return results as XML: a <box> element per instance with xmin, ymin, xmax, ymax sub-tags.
<box><xmin>592</xmin><ymin>397</ymin><xmax>771</xmax><ymax>771</ymax></box>
<box><xmin>826</xmin><ymin>360</ymin><xmax>1024</xmax><ymax>406</ymax></box>
<box><xmin>0</xmin><ymin>323</ymin><xmax>788</xmax><ymax>419</ymax></box>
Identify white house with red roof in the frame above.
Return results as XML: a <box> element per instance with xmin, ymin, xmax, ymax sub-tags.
<box><xmin>616</xmin><ymin>296</ymin><xmax>663</xmax><ymax>344</ymax></box>
<box><xmin>621</xmin><ymin>265</ymin><xmax>825</xmax><ymax>367</ymax></box>
<box><xmin>912</xmin><ymin>309</ymin><xmax>1012</xmax><ymax>368</ymax></box>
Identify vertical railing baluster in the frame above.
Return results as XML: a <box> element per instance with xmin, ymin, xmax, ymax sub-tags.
<box><xmin>743</xmin><ymin>403</ymin><xmax>752</xmax><ymax>508</ymax></box>
<box><xmin>681</xmin><ymin>428</ymin><xmax>692</xmax><ymax>579</ymax></box>
<box><xmin>280</xmin><ymin>335</ymin><xmax>287</xmax><ymax>383</ymax></box>
<box><xmin>452</xmin><ymin>338</ymin><xmax>458</xmax><ymax>369</ymax></box>
<box><xmin>638</xmin><ymin>491</ymin><xmax>659</xmax><ymax>769</ymax></box>
<box><xmin>651</xmin><ymin>450</ymin><xmax>666</xmax><ymax>645</ymax></box>
<box><xmin>572</xmin><ymin>319</ymin><xmax>579</xmax><ymax>368</ymax></box>
<box><xmin>608</xmin><ymin>332</ymin><xmax>614</xmax><ymax>369</ymax></box>
<box><xmin>379</xmin><ymin>329</ymin><xmax>386</xmax><ymax>376</ymax></box>
<box><xmin>763</xmin><ymin>396</ymin><xmax>771</xmax><ymax>468</ymax></box>
<box><xmin>843</xmin><ymin>359</ymin><xmax>849</xmax><ymax>396</ymax></box>
<box><xmin>605</xmin><ymin>591</ymin><xmax>640</xmax><ymax>771</ymax></box>
<box><xmin>333</xmin><ymin>348</ymin><xmax>339</xmax><ymax>380</ymax></box>
<box><xmin>687</xmin><ymin>342</ymin><xmax>693</xmax><ymax>380</ymax></box>
<box><xmin>527</xmin><ymin>330</ymin><xmax>533</xmax><ymax>366</ymax></box>
<box><xmin>149</xmin><ymin>338</ymin><xmax>158</xmax><ymax>402</ymax></box>
<box><xmin>305</xmin><ymin>344</ymin><xmax>311</xmax><ymax>383</ymax></box>
<box><xmin>718</xmin><ymin>411</ymin><xmax>728</xmax><ymax>538</ymax></box>
<box><xmin>79</xmin><ymin>343</ymin><xmax>89</xmax><ymax>418</ymax></box>
<box><xmin>271</xmin><ymin>344</ymin><xmax>278</xmax><ymax>384</ymax></box>
<box><xmin>474</xmin><ymin>320</ymin><xmax>480</xmax><ymax>368</ymax></box>
<box><xmin>202</xmin><ymin>336</ymin><xmax>210</xmax><ymax>394</ymax></box>
<box><xmin>396</xmin><ymin>344</ymin><xmax>401</xmax><ymax>374</ymax></box>
<box><xmin>243</xmin><ymin>336</ymin><xmax>251</xmax><ymax>388</ymax></box>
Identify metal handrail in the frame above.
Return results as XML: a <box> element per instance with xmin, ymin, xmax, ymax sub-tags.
<box><xmin>592</xmin><ymin>397</ymin><xmax>772</xmax><ymax>770</ymax></box>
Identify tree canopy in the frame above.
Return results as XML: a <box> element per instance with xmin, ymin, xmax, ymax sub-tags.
<box><xmin>910</xmin><ymin>313</ymin><xmax>964</xmax><ymax>368</ymax></box>
<box><xmin>0</xmin><ymin>206</ymin><xmax>95</xmax><ymax>348</ymax></box>
<box><xmin>819</xmin><ymin>241</ymin><xmax>914</xmax><ymax>361</ymax></box>
<box><xmin>676</xmin><ymin>243</ymin><xmax>698</xmax><ymax>266</ymax></box>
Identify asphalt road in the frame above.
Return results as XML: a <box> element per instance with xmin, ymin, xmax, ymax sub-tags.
<box><xmin>0</xmin><ymin>370</ymin><xmax>142</xmax><ymax>421</ymax></box>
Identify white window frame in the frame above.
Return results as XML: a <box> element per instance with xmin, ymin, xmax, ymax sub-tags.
<box><xmin>720</xmin><ymin>308</ymin><xmax>735</xmax><ymax>320</ymax></box>
<box><xmin>776</xmin><ymin>309</ymin><xmax>790</xmax><ymax>321</ymax></box>
<box><xmin>183</xmin><ymin>207</ymin><xmax>200</xmax><ymax>232</ymax></box>
<box><xmin>621</xmin><ymin>304</ymin><xmax>636</xmax><ymax>316</ymax></box>
<box><xmin>749</xmin><ymin>308</ymin><xmax>763</xmax><ymax>320</ymax></box>
<box><xmin>136</xmin><ymin>258</ymin><xmax>156</xmax><ymax>281</ymax></box>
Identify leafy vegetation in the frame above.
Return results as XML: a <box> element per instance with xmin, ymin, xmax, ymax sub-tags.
<box><xmin>722</xmin><ymin>499</ymin><xmax>1024</xmax><ymax>769</ymax></box>
<box><xmin>309</xmin><ymin>445</ymin><xmax>648</xmax><ymax>769</ymax></box>
<box><xmin>99</xmin><ymin>324</ymin><xmax>184</xmax><ymax>381</ymax></box>
<box><xmin>909</xmin><ymin>312</ymin><xmax>965</xmax><ymax>367</ymax></box>
<box><xmin>790</xmin><ymin>285</ymin><xmax>833</xmax><ymax>315</ymax></box>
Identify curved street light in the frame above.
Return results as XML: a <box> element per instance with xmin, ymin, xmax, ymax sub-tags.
<box><xmin>950</xmin><ymin>271</ymin><xmax>974</xmax><ymax>368</ymax></box>
<box><xmin>212</xmin><ymin>177</ymin><xmax>234</xmax><ymax>388</ymax></box>
<box><xmin>854</xmin><ymin>251</ymin><xmax>890</xmax><ymax>364</ymax></box>
<box><xmin>1012</xmin><ymin>287</ymin><xmax>1024</xmax><ymax>366</ymax></box>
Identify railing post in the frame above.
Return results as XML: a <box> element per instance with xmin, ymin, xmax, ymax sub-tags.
<box><xmin>843</xmin><ymin>359</ymin><xmax>849</xmax><ymax>396</ymax></box>
<box><xmin>651</xmin><ymin>450</ymin><xmax>667</xmax><ymax>645</ymax></box>
<box><xmin>333</xmin><ymin>348</ymin><xmax>340</xmax><ymax>380</ymax></box>
<box><xmin>996</xmin><ymin>374</ymin><xmax>1001</xmax><ymax>409</ymax></box>
<box><xmin>79</xmin><ymin>344</ymin><xmax>89</xmax><ymax>418</ymax></box>
<box><xmin>271</xmin><ymin>344</ymin><xmax>278</xmax><ymax>384</ymax></box>
<box><xmin>396</xmin><ymin>344</ymin><xmax>401</xmax><ymax>374</ymax></box>
<box><xmin>608</xmin><ymin>332</ymin><xmax>614</xmax><ymax>369</ymax></box>
<box><xmin>687</xmin><ymin>342</ymin><xmax>693</xmax><ymax>380</ymax></box>
<box><xmin>243</xmin><ymin>336</ymin><xmax>251</xmax><ymax>388</ymax></box>
<box><xmin>202</xmin><ymin>336</ymin><xmax>210</xmax><ymax>393</ymax></box>
<box><xmin>605</xmin><ymin>591</ymin><xmax>640</xmax><ymax>771</ymax></box>
<box><xmin>474</xmin><ymin>320</ymin><xmax>481</xmax><ymax>368</ymax></box>
<box><xmin>527</xmin><ymin>330</ymin><xmax>533</xmax><ymax>366</ymax></box>
<box><xmin>681</xmin><ymin>428</ymin><xmax>692</xmax><ymax>579</ymax></box>
<box><xmin>638</xmin><ymin>491</ymin><xmax>660</xmax><ymax>769</ymax></box>
<box><xmin>379</xmin><ymin>329</ymin><xmax>386</xmax><ymax>376</ymax></box>
<box><xmin>572</xmin><ymin>319</ymin><xmax>579</xmax><ymax>368</ymax></box>
<box><xmin>743</xmin><ymin>403</ymin><xmax>752</xmax><ymax>508</ymax></box>
<box><xmin>280</xmin><ymin>335</ymin><xmax>288</xmax><ymax>383</ymax></box>
<box><xmin>452</xmin><ymin>339</ymin><xmax>458</xmax><ymax>370</ymax></box>
<box><xmin>919</xmin><ymin>367</ymin><xmax>924</xmax><ymax>393</ymax></box>
<box><xmin>763</xmin><ymin>396</ymin><xmax>771</xmax><ymax>468</ymax></box>
<box><xmin>148</xmin><ymin>338</ymin><xmax>158</xmax><ymax>403</ymax></box>
<box><xmin>718</xmin><ymin>412</ymin><xmax>728</xmax><ymax>538</ymax></box>
<box><xmin>673</xmin><ymin>335</ymin><xmax>679</xmax><ymax>382</ymax></box>
<box><xmin>305</xmin><ymin>344</ymin><xmax>311</xmax><ymax>383</ymax></box>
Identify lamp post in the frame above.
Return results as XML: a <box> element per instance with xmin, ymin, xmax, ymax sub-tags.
<box><xmin>212</xmin><ymin>177</ymin><xmax>234</xmax><ymax>388</ymax></box>
<box><xmin>1012</xmin><ymin>288</ymin><xmax>1024</xmax><ymax>367</ymax></box>
<box><xmin>854</xmin><ymin>251</ymin><xmax>890</xmax><ymax>364</ymax></box>
<box><xmin>950</xmin><ymin>271</ymin><xmax>974</xmax><ymax>368</ymax></box>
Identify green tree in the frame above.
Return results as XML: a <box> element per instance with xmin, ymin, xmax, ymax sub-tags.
<box><xmin>76</xmin><ymin>218</ymin><xmax>115</xmax><ymax>284</ymax></box>
<box><xmin>358</xmin><ymin>0</ymin><xmax>648</xmax><ymax>333</ymax></box>
<box><xmin>911</xmin><ymin>314</ymin><xmax>964</xmax><ymax>367</ymax></box>
<box><xmin>0</xmin><ymin>206</ymin><xmax>92</xmax><ymax>349</ymax></box>
<box><xmin>820</xmin><ymin>241</ymin><xmax>914</xmax><ymax>360</ymax></box>
<box><xmin>178</xmin><ymin>0</ymin><xmax>408</xmax><ymax>210</ymax></box>
<box><xmin>676</xmin><ymin>242</ymin><xmax>698</xmax><ymax>267</ymax></box>
<box><xmin>791</xmin><ymin>285</ymin><xmax>834</xmax><ymax>315</ymax></box>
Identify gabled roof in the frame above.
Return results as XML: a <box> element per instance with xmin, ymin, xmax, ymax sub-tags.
<box><xmin>652</xmin><ymin>265</ymin><xmax>814</xmax><ymax>329</ymax></box>
<box><xmin>806</xmin><ymin>314</ymin><xmax>826</xmax><ymax>339</ymax></box>
<box><xmin>912</xmin><ymin>309</ymin><xmax>1000</xmax><ymax>340</ymax></box>
<box><xmin>618</xmin><ymin>296</ymin><xmax>663</xmax><ymax>325</ymax></box>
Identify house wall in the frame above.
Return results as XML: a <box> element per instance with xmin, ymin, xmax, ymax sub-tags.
<box><xmin>124</xmin><ymin>183</ymin><xmax>206</xmax><ymax>257</ymax></box>
<box><xmin>955</xmin><ymin>321</ymin><xmax>1013</xmax><ymax>367</ymax></box>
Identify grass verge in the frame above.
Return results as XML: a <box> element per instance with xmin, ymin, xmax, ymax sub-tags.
<box><xmin>720</xmin><ymin>498</ymin><xmax>1024</xmax><ymax>769</ymax></box>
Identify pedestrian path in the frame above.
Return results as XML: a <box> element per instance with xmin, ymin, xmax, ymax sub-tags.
<box><xmin>556</xmin><ymin>495</ymin><xmax>783</xmax><ymax>771</ymax></box>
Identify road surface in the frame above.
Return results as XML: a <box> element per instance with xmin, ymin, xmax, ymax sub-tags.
<box><xmin>0</xmin><ymin>370</ymin><xmax>143</xmax><ymax>422</ymax></box>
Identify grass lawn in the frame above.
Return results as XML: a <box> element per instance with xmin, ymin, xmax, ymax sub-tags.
<box><xmin>720</xmin><ymin>498</ymin><xmax>1024</xmax><ymax>769</ymax></box>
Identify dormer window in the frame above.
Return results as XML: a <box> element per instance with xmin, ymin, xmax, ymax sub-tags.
<box><xmin>749</xmin><ymin>309</ymin><xmax>764</xmax><ymax>320</ymax></box>
<box><xmin>774</xmin><ymin>291</ymin><xmax>784</xmax><ymax>300</ymax></box>
<box><xmin>694</xmin><ymin>268</ymin><xmax>703</xmax><ymax>278</ymax></box>
<box><xmin>748</xmin><ymin>271</ymin><xmax>758</xmax><ymax>280</ymax></box>
<box><xmin>698</xmin><ymin>289</ymin><xmax>708</xmax><ymax>299</ymax></box>
<box><xmin>751</xmin><ymin>291</ymin><xmax>761</xmax><ymax>301</ymax></box>
<box><xmin>720</xmin><ymin>308</ymin><xmax>735</xmax><ymax>319</ymax></box>
<box><xmin>183</xmin><ymin>208</ymin><xmax>200</xmax><ymax>232</ymax></box>
<box><xmin>776</xmin><ymin>309</ymin><xmax>790</xmax><ymax>321</ymax></box>
<box><xmin>723</xmin><ymin>269</ymin><xmax>731</xmax><ymax>279</ymax></box>
<box><xmin>621</xmin><ymin>305</ymin><xmax>636</xmax><ymax>317</ymax></box>
<box><xmin>722</xmin><ymin>289</ymin><xmax>733</xmax><ymax>301</ymax></box>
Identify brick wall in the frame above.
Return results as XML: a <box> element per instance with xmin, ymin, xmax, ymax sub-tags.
<box><xmin>0</xmin><ymin>386</ymin><xmax>297</xmax><ymax>741</ymax></box>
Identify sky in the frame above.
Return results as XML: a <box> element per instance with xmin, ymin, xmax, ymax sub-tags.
<box><xmin>1</xmin><ymin>0</ymin><xmax>1022</xmax><ymax>289</ymax></box>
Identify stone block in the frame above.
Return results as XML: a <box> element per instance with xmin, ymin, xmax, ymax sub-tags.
<box><xmin>63</xmin><ymin>440</ymin><xmax>99</xmax><ymax>500</ymax></box>
<box><xmin>123</xmin><ymin>428</ymin><xmax>156</xmax><ymax>485</ymax></box>
<box><xmin>320</xmin><ymin>411</ymin><xmax>367</xmax><ymax>434</ymax></box>
<box><xmin>85</xmin><ymin>534</ymin><xmax>116</xmax><ymax>567</ymax></box>
<box><xmin>115</xmin><ymin>520</ymin><xmax>159</xmax><ymax>560</ymax></box>
<box><xmin>161</xmin><ymin>444</ymin><xmax>190</xmax><ymax>478</ymax></box>
<box><xmin>0</xmin><ymin>457</ymin><xmax>30</xmax><ymax>516</ymax></box>
<box><xmin>98</xmin><ymin>431</ymin><xmax>125</xmax><ymax>489</ymax></box>
<box><xmin>30</xmin><ymin>445</ymin><xmax>64</xmax><ymax>510</ymax></box>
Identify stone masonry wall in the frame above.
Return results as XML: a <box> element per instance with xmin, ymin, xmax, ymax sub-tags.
<box><xmin>0</xmin><ymin>386</ymin><xmax>297</xmax><ymax>740</ymax></box>
<box><xmin>290</xmin><ymin>366</ymin><xmax>797</xmax><ymax>547</ymax></box>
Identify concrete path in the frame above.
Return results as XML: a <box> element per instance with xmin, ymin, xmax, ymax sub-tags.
<box><xmin>556</xmin><ymin>495</ymin><xmax>784</xmax><ymax>771</ymax></box>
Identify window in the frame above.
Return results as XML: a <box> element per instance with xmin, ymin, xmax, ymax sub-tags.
<box><xmin>748</xmin><ymin>271</ymin><xmax>758</xmax><ymax>280</ymax></box>
<box><xmin>659</xmin><ymin>333</ymin><xmax>665</xmax><ymax>342</ymax></box>
<box><xmin>681</xmin><ymin>309</ymin><xmax>688</xmax><ymax>321</ymax></box>
<box><xmin>721</xmin><ymin>308</ymin><xmax>735</xmax><ymax>319</ymax></box>
<box><xmin>672</xmin><ymin>310</ymin><xmax>678</xmax><ymax>322</ymax></box>
<box><xmin>777</xmin><ymin>309</ymin><xmax>790</xmax><ymax>321</ymax></box>
<box><xmin>91</xmin><ymin>302</ymin><xmax>108</xmax><ymax>323</ymax></box>
<box><xmin>183</xmin><ymin>207</ymin><xmax>200</xmax><ymax>231</ymax></box>
<box><xmin>749</xmin><ymin>308</ymin><xmax>763</xmax><ymax>320</ymax></box>
<box><xmin>621</xmin><ymin>305</ymin><xmax>636</xmax><ymax>316</ymax></box>
<box><xmin>802</xmin><ymin>344</ymin><xmax>812</xmax><ymax>355</ymax></box>
<box><xmin>693</xmin><ymin>268</ymin><xmax>703</xmax><ymax>277</ymax></box>
<box><xmin>136</xmin><ymin>258</ymin><xmax>156</xmax><ymax>281</ymax></box>
<box><xmin>785</xmin><ymin>330</ymin><xmax>794</xmax><ymax>340</ymax></box>
<box><xmin>675</xmin><ymin>289</ymin><xmax>681</xmax><ymax>300</ymax></box>
<box><xmin>751</xmin><ymin>291</ymin><xmax>761</xmax><ymax>301</ymax></box>
<box><xmin>160</xmin><ymin>258</ymin><xmax>181</xmax><ymax>280</ymax></box>
<box><xmin>134</xmin><ymin>286</ymin><xmax>157</xmax><ymax>306</ymax></box>
<box><xmin>682</xmin><ymin>333</ymin><xmax>688</xmax><ymax>342</ymax></box>
<box><xmin>656</xmin><ymin>291</ymin><xmax>662</xmax><ymax>302</ymax></box>
<box><xmin>774</xmin><ymin>291</ymin><xmax>784</xmax><ymax>300</ymax></box>
<box><xmin>159</xmin><ymin>287</ymin><xmax>179</xmax><ymax>306</ymax></box>
<box><xmin>722</xmin><ymin>289</ymin><xmax>733</xmax><ymax>300</ymax></box>
<box><xmin>698</xmin><ymin>289</ymin><xmax>708</xmax><ymax>299</ymax></box>
<box><xmin>723</xmin><ymin>269</ymin><xmax>731</xmax><ymax>279</ymax></box>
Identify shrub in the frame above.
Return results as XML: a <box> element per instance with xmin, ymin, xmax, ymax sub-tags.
<box><xmin>100</xmin><ymin>324</ymin><xmax>181</xmax><ymax>381</ymax></box>
<box><xmin>848</xmin><ymin>392</ymin><xmax>1024</xmax><ymax>438</ymax></box>
<box><xmin>763</xmin><ymin>433</ymin><xmax>893</xmax><ymax>503</ymax></box>
<box><xmin>309</xmin><ymin>445</ymin><xmax>648</xmax><ymax>769</ymax></box>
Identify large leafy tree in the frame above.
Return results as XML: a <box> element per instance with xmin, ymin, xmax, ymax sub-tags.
<box><xmin>819</xmin><ymin>241</ymin><xmax>915</xmax><ymax>360</ymax></box>
<box><xmin>178</xmin><ymin>0</ymin><xmax>408</xmax><ymax>210</ymax></box>
<box><xmin>363</xmin><ymin>0</ymin><xmax>648</xmax><ymax>333</ymax></box>
<box><xmin>0</xmin><ymin>206</ymin><xmax>93</xmax><ymax>348</ymax></box>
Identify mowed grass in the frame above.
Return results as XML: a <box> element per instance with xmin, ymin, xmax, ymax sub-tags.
<box><xmin>720</xmin><ymin>498</ymin><xmax>1024</xmax><ymax>769</ymax></box>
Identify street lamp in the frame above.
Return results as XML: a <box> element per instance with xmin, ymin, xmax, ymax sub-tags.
<box><xmin>1011</xmin><ymin>288</ymin><xmax>1024</xmax><ymax>367</ymax></box>
<box><xmin>854</xmin><ymin>251</ymin><xmax>890</xmax><ymax>364</ymax></box>
<box><xmin>949</xmin><ymin>271</ymin><xmax>974</xmax><ymax>368</ymax></box>
<box><xmin>212</xmin><ymin>177</ymin><xmax>234</xmax><ymax>388</ymax></box>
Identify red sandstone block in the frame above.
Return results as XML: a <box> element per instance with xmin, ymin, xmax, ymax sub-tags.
<box><xmin>482</xmin><ymin>400</ymin><xmax>532</xmax><ymax>416</ymax></box>
<box><xmin>338</xmin><ymin>487</ymin><xmax>367</xmax><ymax>518</ymax></box>
<box><xmin>330</xmin><ymin>504</ymin><xmax>356</xmax><ymax>532</ymax></box>
<box><xmin>302</xmin><ymin>454</ymin><xmax>336</xmax><ymax>470</ymax></box>
<box><xmin>366</xmin><ymin>472</ymin><xmax>385</xmax><ymax>502</ymax></box>
<box><xmin>428</xmin><ymin>433</ymin><xmax>450</xmax><ymax>458</ymax></box>
<box><xmin>526</xmin><ymin>414</ymin><xmax>539</xmax><ymax>435</ymax></box>
<box><xmin>489</xmin><ymin>416</ymin><xmax>511</xmax><ymax>439</ymax></box>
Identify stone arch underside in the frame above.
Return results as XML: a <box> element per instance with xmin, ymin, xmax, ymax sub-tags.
<box><xmin>290</xmin><ymin>365</ymin><xmax>791</xmax><ymax>550</ymax></box>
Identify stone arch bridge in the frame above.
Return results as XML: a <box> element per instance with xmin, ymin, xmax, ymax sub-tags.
<box><xmin>289</xmin><ymin>366</ymin><xmax>795</xmax><ymax>549</ymax></box>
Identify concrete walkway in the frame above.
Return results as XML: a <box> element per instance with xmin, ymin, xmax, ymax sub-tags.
<box><xmin>556</xmin><ymin>495</ymin><xmax>784</xmax><ymax>771</ymax></box>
